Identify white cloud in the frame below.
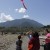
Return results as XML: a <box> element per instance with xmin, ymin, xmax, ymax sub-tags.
<box><xmin>19</xmin><ymin>8</ymin><xmax>26</xmax><ymax>13</ymax></box>
<box><xmin>15</xmin><ymin>8</ymin><xmax>26</xmax><ymax>13</ymax></box>
<box><xmin>0</xmin><ymin>13</ymin><xmax>14</xmax><ymax>22</ymax></box>
<box><xmin>23</xmin><ymin>15</ymin><xmax>29</xmax><ymax>18</ymax></box>
<box><xmin>15</xmin><ymin>9</ymin><xmax>18</xmax><ymax>12</ymax></box>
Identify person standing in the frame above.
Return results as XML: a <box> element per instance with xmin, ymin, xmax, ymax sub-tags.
<box><xmin>44</xmin><ymin>29</ymin><xmax>50</xmax><ymax>50</ymax></box>
<box><xmin>16</xmin><ymin>35</ymin><xmax>22</xmax><ymax>50</ymax></box>
<box><xmin>28</xmin><ymin>32</ymin><xmax>40</xmax><ymax>50</ymax></box>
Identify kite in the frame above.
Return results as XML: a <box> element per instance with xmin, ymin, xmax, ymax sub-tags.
<box><xmin>20</xmin><ymin>0</ymin><xmax>27</xmax><ymax>9</ymax></box>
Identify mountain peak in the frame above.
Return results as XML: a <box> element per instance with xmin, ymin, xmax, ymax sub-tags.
<box><xmin>0</xmin><ymin>19</ymin><xmax>44</xmax><ymax>28</ymax></box>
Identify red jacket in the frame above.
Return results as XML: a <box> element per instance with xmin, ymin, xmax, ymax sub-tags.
<box><xmin>28</xmin><ymin>37</ymin><xmax>40</xmax><ymax>50</ymax></box>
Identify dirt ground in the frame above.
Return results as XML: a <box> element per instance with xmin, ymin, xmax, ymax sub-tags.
<box><xmin>0</xmin><ymin>35</ymin><xmax>45</xmax><ymax>50</ymax></box>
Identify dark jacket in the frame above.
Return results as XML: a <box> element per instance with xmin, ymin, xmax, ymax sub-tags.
<box><xmin>16</xmin><ymin>39</ymin><xmax>22</xmax><ymax>50</ymax></box>
<box><xmin>28</xmin><ymin>37</ymin><xmax>40</xmax><ymax>50</ymax></box>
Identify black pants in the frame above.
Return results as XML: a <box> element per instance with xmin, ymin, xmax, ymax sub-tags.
<box><xmin>16</xmin><ymin>46</ymin><xmax>22</xmax><ymax>50</ymax></box>
<box><xmin>44</xmin><ymin>43</ymin><xmax>50</xmax><ymax>50</ymax></box>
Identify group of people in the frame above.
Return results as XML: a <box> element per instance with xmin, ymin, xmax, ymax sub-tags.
<box><xmin>16</xmin><ymin>29</ymin><xmax>50</xmax><ymax>50</ymax></box>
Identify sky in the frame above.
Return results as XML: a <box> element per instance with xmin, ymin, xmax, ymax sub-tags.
<box><xmin>0</xmin><ymin>0</ymin><xmax>50</xmax><ymax>25</ymax></box>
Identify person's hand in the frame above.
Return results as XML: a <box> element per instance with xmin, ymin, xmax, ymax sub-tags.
<box><xmin>43</xmin><ymin>40</ymin><xmax>45</xmax><ymax>42</ymax></box>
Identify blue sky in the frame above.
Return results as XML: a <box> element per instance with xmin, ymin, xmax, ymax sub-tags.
<box><xmin>0</xmin><ymin>0</ymin><xmax>50</xmax><ymax>25</ymax></box>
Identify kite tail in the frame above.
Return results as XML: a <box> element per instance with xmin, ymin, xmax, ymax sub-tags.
<box><xmin>23</xmin><ymin>3</ymin><xmax>27</xmax><ymax>10</ymax></box>
<box><xmin>21</xmin><ymin>0</ymin><xmax>27</xmax><ymax>10</ymax></box>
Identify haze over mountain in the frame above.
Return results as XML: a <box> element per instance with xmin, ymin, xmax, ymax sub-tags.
<box><xmin>0</xmin><ymin>18</ymin><xmax>44</xmax><ymax>28</ymax></box>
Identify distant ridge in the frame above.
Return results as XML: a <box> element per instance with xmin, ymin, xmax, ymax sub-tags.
<box><xmin>0</xmin><ymin>18</ymin><xmax>44</xmax><ymax>28</ymax></box>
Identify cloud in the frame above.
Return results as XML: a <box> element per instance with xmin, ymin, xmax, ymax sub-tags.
<box><xmin>15</xmin><ymin>8</ymin><xmax>26</xmax><ymax>13</ymax></box>
<box><xmin>15</xmin><ymin>9</ymin><xmax>18</xmax><ymax>12</ymax></box>
<box><xmin>0</xmin><ymin>13</ymin><xmax>14</xmax><ymax>22</ymax></box>
<box><xmin>23</xmin><ymin>15</ymin><xmax>29</xmax><ymax>18</ymax></box>
<box><xmin>19</xmin><ymin>8</ymin><xmax>26</xmax><ymax>13</ymax></box>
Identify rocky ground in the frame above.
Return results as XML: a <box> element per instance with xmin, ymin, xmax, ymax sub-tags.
<box><xmin>0</xmin><ymin>34</ymin><xmax>18</xmax><ymax>50</ymax></box>
<box><xmin>0</xmin><ymin>35</ymin><xmax>45</xmax><ymax>50</ymax></box>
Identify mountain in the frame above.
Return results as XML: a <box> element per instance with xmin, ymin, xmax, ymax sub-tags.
<box><xmin>0</xmin><ymin>18</ymin><xmax>44</xmax><ymax>28</ymax></box>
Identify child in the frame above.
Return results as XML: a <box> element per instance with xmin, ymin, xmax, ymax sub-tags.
<box><xmin>16</xmin><ymin>35</ymin><xmax>22</xmax><ymax>50</ymax></box>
